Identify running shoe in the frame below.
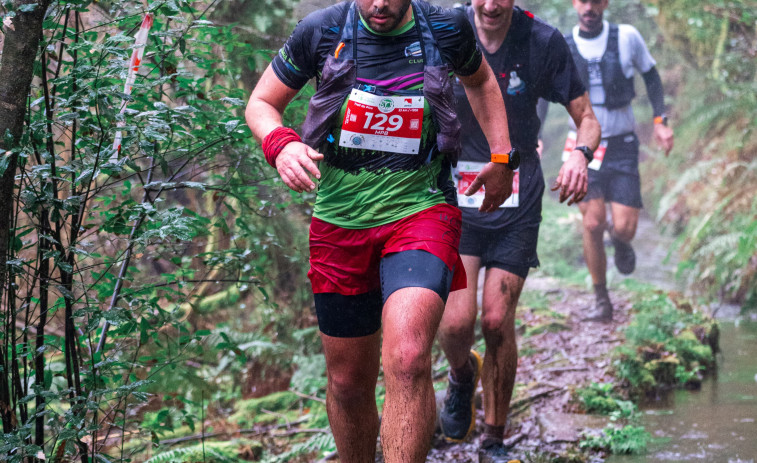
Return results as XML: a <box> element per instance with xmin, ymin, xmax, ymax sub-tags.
<box><xmin>611</xmin><ymin>234</ymin><xmax>636</xmax><ymax>274</ymax></box>
<box><xmin>582</xmin><ymin>292</ymin><xmax>613</xmax><ymax>322</ymax></box>
<box><xmin>478</xmin><ymin>441</ymin><xmax>520</xmax><ymax>463</ymax></box>
<box><xmin>439</xmin><ymin>350</ymin><xmax>483</xmax><ymax>442</ymax></box>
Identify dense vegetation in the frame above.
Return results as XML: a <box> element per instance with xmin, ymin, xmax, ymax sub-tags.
<box><xmin>0</xmin><ymin>1</ymin><xmax>315</xmax><ymax>461</ymax></box>
<box><xmin>531</xmin><ymin>0</ymin><xmax>757</xmax><ymax>310</ymax></box>
<box><xmin>0</xmin><ymin>0</ymin><xmax>751</xmax><ymax>462</ymax></box>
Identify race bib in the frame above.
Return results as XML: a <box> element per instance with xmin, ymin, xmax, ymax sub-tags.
<box><xmin>339</xmin><ymin>89</ymin><xmax>424</xmax><ymax>155</ymax></box>
<box><xmin>562</xmin><ymin>130</ymin><xmax>607</xmax><ymax>170</ymax></box>
<box><xmin>454</xmin><ymin>161</ymin><xmax>519</xmax><ymax>208</ymax></box>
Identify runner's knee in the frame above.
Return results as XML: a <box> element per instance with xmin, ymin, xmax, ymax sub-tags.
<box><xmin>612</xmin><ymin>219</ymin><xmax>637</xmax><ymax>242</ymax></box>
<box><xmin>583</xmin><ymin>214</ymin><xmax>607</xmax><ymax>235</ymax></box>
<box><xmin>327</xmin><ymin>369</ymin><xmax>375</xmax><ymax>404</ymax></box>
<box><xmin>439</xmin><ymin>315</ymin><xmax>474</xmax><ymax>341</ymax></box>
<box><xmin>383</xmin><ymin>341</ymin><xmax>431</xmax><ymax>384</ymax></box>
<box><xmin>480</xmin><ymin>308</ymin><xmax>515</xmax><ymax>343</ymax></box>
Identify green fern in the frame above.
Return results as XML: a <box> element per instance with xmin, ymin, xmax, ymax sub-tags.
<box><xmin>261</xmin><ymin>431</ymin><xmax>336</xmax><ymax>463</ymax></box>
<box><xmin>145</xmin><ymin>442</ymin><xmax>238</xmax><ymax>463</ymax></box>
<box><xmin>656</xmin><ymin>159</ymin><xmax>717</xmax><ymax>222</ymax></box>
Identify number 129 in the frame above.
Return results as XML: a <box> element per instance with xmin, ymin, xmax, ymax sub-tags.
<box><xmin>363</xmin><ymin>112</ymin><xmax>403</xmax><ymax>132</ymax></box>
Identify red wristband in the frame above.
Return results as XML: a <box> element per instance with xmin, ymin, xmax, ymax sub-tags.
<box><xmin>262</xmin><ymin>127</ymin><xmax>302</xmax><ymax>168</ymax></box>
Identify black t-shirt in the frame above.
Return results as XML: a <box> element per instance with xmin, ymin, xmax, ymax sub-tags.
<box><xmin>272</xmin><ymin>2</ymin><xmax>482</xmax><ymax>91</ymax></box>
<box><xmin>453</xmin><ymin>6</ymin><xmax>585</xmax><ymax>229</ymax></box>
<box><xmin>269</xmin><ymin>1</ymin><xmax>485</xmax><ymax>228</ymax></box>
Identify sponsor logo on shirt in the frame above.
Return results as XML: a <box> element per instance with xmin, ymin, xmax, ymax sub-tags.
<box><xmin>507</xmin><ymin>70</ymin><xmax>526</xmax><ymax>95</ymax></box>
<box><xmin>588</xmin><ymin>58</ymin><xmax>602</xmax><ymax>87</ymax></box>
<box><xmin>404</xmin><ymin>41</ymin><xmax>422</xmax><ymax>57</ymax></box>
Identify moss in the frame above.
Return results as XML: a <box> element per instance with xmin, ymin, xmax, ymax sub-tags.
<box><xmin>524</xmin><ymin>321</ymin><xmax>571</xmax><ymax>337</ymax></box>
<box><xmin>644</xmin><ymin>355</ymin><xmax>680</xmax><ymax>385</ymax></box>
<box><xmin>304</xmin><ymin>402</ymin><xmax>329</xmax><ymax>429</ymax></box>
<box><xmin>230</xmin><ymin>391</ymin><xmax>303</xmax><ymax>427</ymax></box>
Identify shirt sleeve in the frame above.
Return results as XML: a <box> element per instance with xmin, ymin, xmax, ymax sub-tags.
<box><xmin>540</xmin><ymin>31</ymin><xmax>586</xmax><ymax>105</ymax></box>
<box><xmin>271</xmin><ymin>9</ymin><xmax>337</xmax><ymax>90</ymax></box>
<box><xmin>436</xmin><ymin>8</ymin><xmax>483</xmax><ymax>77</ymax></box>
<box><xmin>623</xmin><ymin>25</ymin><xmax>656</xmax><ymax>74</ymax></box>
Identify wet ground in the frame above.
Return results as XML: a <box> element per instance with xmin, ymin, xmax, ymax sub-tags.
<box><xmin>425</xmin><ymin>278</ymin><xmax>635</xmax><ymax>462</ymax></box>
<box><xmin>423</xmin><ymin>212</ymin><xmax>757</xmax><ymax>462</ymax></box>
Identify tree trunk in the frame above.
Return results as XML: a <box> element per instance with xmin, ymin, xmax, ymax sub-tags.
<box><xmin>0</xmin><ymin>0</ymin><xmax>52</xmax><ymax>433</ymax></box>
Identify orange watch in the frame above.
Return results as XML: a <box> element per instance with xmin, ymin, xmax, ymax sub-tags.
<box><xmin>654</xmin><ymin>115</ymin><xmax>669</xmax><ymax>126</ymax></box>
<box><xmin>491</xmin><ymin>148</ymin><xmax>520</xmax><ymax>170</ymax></box>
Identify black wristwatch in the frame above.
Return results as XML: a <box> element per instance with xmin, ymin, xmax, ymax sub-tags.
<box><xmin>574</xmin><ymin>145</ymin><xmax>594</xmax><ymax>162</ymax></box>
<box><xmin>507</xmin><ymin>148</ymin><xmax>521</xmax><ymax>170</ymax></box>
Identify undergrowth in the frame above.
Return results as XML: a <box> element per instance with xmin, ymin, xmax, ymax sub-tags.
<box><xmin>613</xmin><ymin>286</ymin><xmax>717</xmax><ymax>394</ymax></box>
<box><xmin>580</xmin><ymin>425</ymin><xmax>650</xmax><ymax>455</ymax></box>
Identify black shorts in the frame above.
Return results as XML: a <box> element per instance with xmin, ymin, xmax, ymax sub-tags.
<box><xmin>458</xmin><ymin>221</ymin><xmax>540</xmax><ymax>279</ymax></box>
<box><xmin>585</xmin><ymin>133</ymin><xmax>644</xmax><ymax>209</ymax></box>
<box><xmin>313</xmin><ymin>250</ymin><xmax>455</xmax><ymax>338</ymax></box>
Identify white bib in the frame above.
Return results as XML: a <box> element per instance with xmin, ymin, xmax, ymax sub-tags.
<box><xmin>454</xmin><ymin>161</ymin><xmax>519</xmax><ymax>208</ymax></box>
<box><xmin>339</xmin><ymin>89</ymin><xmax>425</xmax><ymax>155</ymax></box>
<box><xmin>562</xmin><ymin>130</ymin><xmax>607</xmax><ymax>170</ymax></box>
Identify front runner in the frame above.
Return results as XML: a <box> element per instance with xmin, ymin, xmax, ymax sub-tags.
<box><xmin>246</xmin><ymin>0</ymin><xmax>514</xmax><ymax>461</ymax></box>
<box><xmin>436</xmin><ymin>1</ymin><xmax>601</xmax><ymax>461</ymax></box>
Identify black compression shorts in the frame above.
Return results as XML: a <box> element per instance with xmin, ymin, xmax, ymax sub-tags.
<box><xmin>585</xmin><ymin>133</ymin><xmax>644</xmax><ymax>209</ymax></box>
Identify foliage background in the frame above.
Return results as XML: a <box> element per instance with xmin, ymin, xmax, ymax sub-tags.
<box><xmin>0</xmin><ymin>0</ymin><xmax>753</xmax><ymax>462</ymax></box>
<box><xmin>528</xmin><ymin>0</ymin><xmax>757</xmax><ymax>309</ymax></box>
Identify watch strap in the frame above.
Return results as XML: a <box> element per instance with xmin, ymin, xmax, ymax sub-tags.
<box><xmin>574</xmin><ymin>145</ymin><xmax>593</xmax><ymax>162</ymax></box>
<box><xmin>491</xmin><ymin>153</ymin><xmax>511</xmax><ymax>164</ymax></box>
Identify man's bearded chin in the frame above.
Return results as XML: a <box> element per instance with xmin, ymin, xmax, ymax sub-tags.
<box><xmin>360</xmin><ymin>1</ymin><xmax>412</xmax><ymax>32</ymax></box>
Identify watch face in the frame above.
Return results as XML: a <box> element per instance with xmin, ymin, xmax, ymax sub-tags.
<box><xmin>509</xmin><ymin>149</ymin><xmax>521</xmax><ymax>170</ymax></box>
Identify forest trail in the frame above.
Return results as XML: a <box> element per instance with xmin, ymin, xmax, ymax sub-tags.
<box><xmin>420</xmin><ymin>212</ymin><xmax>679</xmax><ymax>462</ymax></box>
<box><xmin>425</xmin><ymin>279</ymin><xmax>635</xmax><ymax>462</ymax></box>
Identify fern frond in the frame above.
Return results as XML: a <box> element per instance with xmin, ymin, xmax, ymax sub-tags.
<box><xmin>260</xmin><ymin>430</ymin><xmax>335</xmax><ymax>463</ymax></box>
<box><xmin>656</xmin><ymin>160</ymin><xmax>717</xmax><ymax>222</ymax></box>
<box><xmin>145</xmin><ymin>442</ymin><xmax>238</xmax><ymax>463</ymax></box>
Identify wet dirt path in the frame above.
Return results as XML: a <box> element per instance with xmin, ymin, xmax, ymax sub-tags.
<box><xmin>426</xmin><ymin>279</ymin><xmax>635</xmax><ymax>462</ymax></box>
<box><xmin>423</xmin><ymin>212</ymin><xmax>684</xmax><ymax>462</ymax></box>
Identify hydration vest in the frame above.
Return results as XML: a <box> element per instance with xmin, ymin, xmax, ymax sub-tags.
<box><xmin>565</xmin><ymin>23</ymin><xmax>635</xmax><ymax>110</ymax></box>
<box><xmin>300</xmin><ymin>0</ymin><xmax>462</xmax><ymax>165</ymax></box>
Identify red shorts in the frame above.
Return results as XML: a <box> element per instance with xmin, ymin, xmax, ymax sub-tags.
<box><xmin>308</xmin><ymin>203</ymin><xmax>467</xmax><ymax>295</ymax></box>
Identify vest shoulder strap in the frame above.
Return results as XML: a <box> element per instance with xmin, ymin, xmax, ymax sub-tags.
<box><xmin>606</xmin><ymin>23</ymin><xmax>620</xmax><ymax>54</ymax></box>
<box><xmin>328</xmin><ymin>2</ymin><xmax>353</xmax><ymax>55</ymax></box>
<box><xmin>413</xmin><ymin>0</ymin><xmax>446</xmax><ymax>67</ymax></box>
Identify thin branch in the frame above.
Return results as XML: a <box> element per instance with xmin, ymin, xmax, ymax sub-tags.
<box><xmin>158</xmin><ymin>417</ymin><xmax>310</xmax><ymax>446</ymax></box>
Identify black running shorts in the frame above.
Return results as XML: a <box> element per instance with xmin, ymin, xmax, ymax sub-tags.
<box><xmin>585</xmin><ymin>133</ymin><xmax>644</xmax><ymax>209</ymax></box>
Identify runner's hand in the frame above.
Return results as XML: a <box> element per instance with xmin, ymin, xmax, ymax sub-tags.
<box><xmin>552</xmin><ymin>151</ymin><xmax>588</xmax><ymax>206</ymax></box>
<box><xmin>653</xmin><ymin>123</ymin><xmax>674</xmax><ymax>156</ymax></box>
<box><xmin>275</xmin><ymin>141</ymin><xmax>324</xmax><ymax>193</ymax></box>
<box><xmin>464</xmin><ymin>162</ymin><xmax>513</xmax><ymax>213</ymax></box>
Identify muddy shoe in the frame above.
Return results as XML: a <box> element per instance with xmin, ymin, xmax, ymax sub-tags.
<box><xmin>611</xmin><ymin>235</ymin><xmax>636</xmax><ymax>274</ymax></box>
<box><xmin>478</xmin><ymin>442</ymin><xmax>520</xmax><ymax>463</ymax></box>
<box><xmin>440</xmin><ymin>350</ymin><xmax>483</xmax><ymax>442</ymax></box>
<box><xmin>582</xmin><ymin>292</ymin><xmax>613</xmax><ymax>322</ymax></box>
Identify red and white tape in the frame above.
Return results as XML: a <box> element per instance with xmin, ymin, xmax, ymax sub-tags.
<box><xmin>112</xmin><ymin>13</ymin><xmax>154</xmax><ymax>158</ymax></box>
